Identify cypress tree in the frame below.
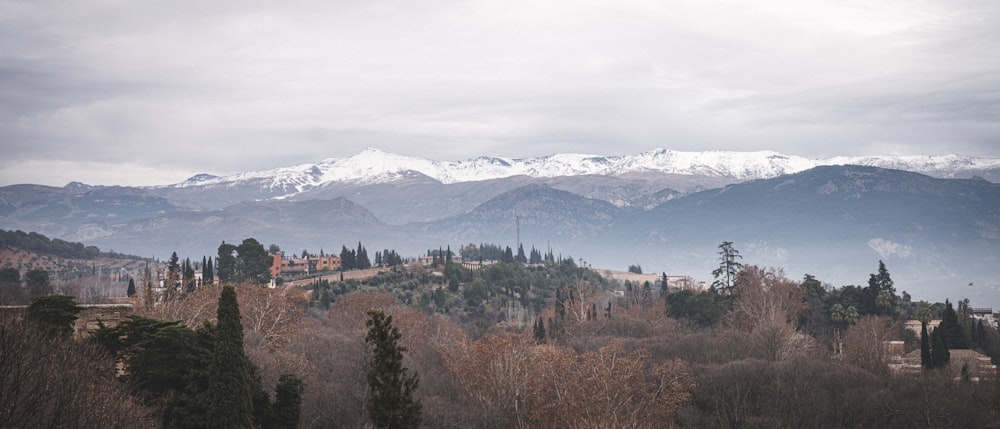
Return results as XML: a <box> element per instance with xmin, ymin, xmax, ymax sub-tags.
<box><xmin>272</xmin><ymin>374</ymin><xmax>305</xmax><ymax>429</ymax></box>
<box><xmin>533</xmin><ymin>317</ymin><xmax>546</xmax><ymax>344</ymax></box>
<box><xmin>364</xmin><ymin>309</ymin><xmax>421</xmax><ymax>429</ymax></box>
<box><xmin>920</xmin><ymin>321</ymin><xmax>931</xmax><ymax>368</ymax></box>
<box><xmin>939</xmin><ymin>299</ymin><xmax>969</xmax><ymax>349</ymax></box>
<box><xmin>127</xmin><ymin>278</ymin><xmax>136</xmax><ymax>298</ymax></box>
<box><xmin>930</xmin><ymin>327</ymin><xmax>950</xmax><ymax>369</ymax></box>
<box><xmin>207</xmin><ymin>286</ymin><xmax>254</xmax><ymax>429</ymax></box>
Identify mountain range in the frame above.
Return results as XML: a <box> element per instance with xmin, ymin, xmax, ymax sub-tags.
<box><xmin>2</xmin><ymin>148</ymin><xmax>999</xmax><ymax>307</ymax></box>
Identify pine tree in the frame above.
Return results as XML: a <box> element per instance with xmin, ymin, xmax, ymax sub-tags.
<box><xmin>127</xmin><ymin>278</ymin><xmax>136</xmax><ymax>297</ymax></box>
<box><xmin>711</xmin><ymin>241</ymin><xmax>742</xmax><ymax>295</ymax></box>
<box><xmin>865</xmin><ymin>260</ymin><xmax>896</xmax><ymax>316</ymax></box>
<box><xmin>364</xmin><ymin>309</ymin><xmax>422</xmax><ymax>429</ymax></box>
<box><xmin>207</xmin><ymin>286</ymin><xmax>255</xmax><ymax>429</ymax></box>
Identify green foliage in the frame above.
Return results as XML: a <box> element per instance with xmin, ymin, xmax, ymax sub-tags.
<box><xmin>236</xmin><ymin>238</ymin><xmax>273</xmax><ymax>285</ymax></box>
<box><xmin>208</xmin><ymin>285</ymin><xmax>255</xmax><ymax>429</ymax></box>
<box><xmin>26</xmin><ymin>294</ymin><xmax>80</xmax><ymax>337</ymax></box>
<box><xmin>25</xmin><ymin>268</ymin><xmax>52</xmax><ymax>297</ymax></box>
<box><xmin>271</xmin><ymin>374</ymin><xmax>305</xmax><ymax>429</ymax></box>
<box><xmin>667</xmin><ymin>290</ymin><xmax>723</xmax><ymax>328</ymax></box>
<box><xmin>365</xmin><ymin>309</ymin><xmax>422</xmax><ymax>429</ymax></box>
<box><xmin>711</xmin><ymin>241</ymin><xmax>742</xmax><ymax>294</ymax></box>
<box><xmin>0</xmin><ymin>267</ymin><xmax>19</xmax><ymax>283</ymax></box>
<box><xmin>931</xmin><ymin>327</ymin><xmax>950</xmax><ymax>369</ymax></box>
<box><xmin>217</xmin><ymin>242</ymin><xmax>237</xmax><ymax>284</ymax></box>
<box><xmin>92</xmin><ymin>315</ymin><xmax>215</xmax><ymax>428</ymax></box>
<box><xmin>921</xmin><ymin>321</ymin><xmax>931</xmax><ymax>368</ymax></box>
<box><xmin>864</xmin><ymin>260</ymin><xmax>896</xmax><ymax>316</ymax></box>
<box><xmin>0</xmin><ymin>229</ymin><xmax>104</xmax><ymax>259</ymax></box>
<box><xmin>938</xmin><ymin>299</ymin><xmax>969</xmax><ymax>349</ymax></box>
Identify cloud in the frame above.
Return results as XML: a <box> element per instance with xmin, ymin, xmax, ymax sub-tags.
<box><xmin>867</xmin><ymin>238</ymin><xmax>912</xmax><ymax>259</ymax></box>
<box><xmin>2</xmin><ymin>0</ymin><xmax>999</xmax><ymax>186</ymax></box>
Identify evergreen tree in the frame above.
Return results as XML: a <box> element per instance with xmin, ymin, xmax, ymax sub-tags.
<box><xmin>515</xmin><ymin>244</ymin><xmax>527</xmax><ymax>264</ymax></box>
<box><xmin>529</xmin><ymin>246</ymin><xmax>542</xmax><ymax>264</ymax></box>
<box><xmin>920</xmin><ymin>320</ymin><xmax>931</xmax><ymax>368</ymax></box>
<box><xmin>939</xmin><ymin>299</ymin><xmax>969</xmax><ymax>349</ymax></box>
<box><xmin>205</xmin><ymin>256</ymin><xmax>214</xmax><ymax>285</ymax></box>
<box><xmin>26</xmin><ymin>295</ymin><xmax>80</xmax><ymax>337</ymax></box>
<box><xmin>865</xmin><ymin>260</ymin><xmax>896</xmax><ymax>316</ymax></box>
<box><xmin>340</xmin><ymin>245</ymin><xmax>356</xmax><ymax>271</ymax></box>
<box><xmin>271</xmin><ymin>374</ymin><xmax>304</xmax><ymax>429</ymax></box>
<box><xmin>127</xmin><ymin>278</ymin><xmax>136</xmax><ymax>297</ymax></box>
<box><xmin>217</xmin><ymin>242</ymin><xmax>237</xmax><ymax>284</ymax></box>
<box><xmin>207</xmin><ymin>286</ymin><xmax>255</xmax><ymax>429</ymax></box>
<box><xmin>930</xmin><ymin>327</ymin><xmax>950</xmax><ymax>369</ymax></box>
<box><xmin>184</xmin><ymin>257</ymin><xmax>197</xmax><ymax>292</ymax></box>
<box><xmin>502</xmin><ymin>246</ymin><xmax>515</xmax><ymax>264</ymax></box>
<box><xmin>236</xmin><ymin>238</ymin><xmax>272</xmax><ymax>285</ymax></box>
<box><xmin>364</xmin><ymin>309</ymin><xmax>422</xmax><ymax>429</ymax></box>
<box><xmin>711</xmin><ymin>241</ymin><xmax>742</xmax><ymax>295</ymax></box>
<box><xmin>166</xmin><ymin>251</ymin><xmax>180</xmax><ymax>299</ymax></box>
<box><xmin>533</xmin><ymin>317</ymin><xmax>546</xmax><ymax>344</ymax></box>
<box><xmin>25</xmin><ymin>268</ymin><xmax>52</xmax><ymax>297</ymax></box>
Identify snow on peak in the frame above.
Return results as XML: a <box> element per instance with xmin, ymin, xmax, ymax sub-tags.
<box><xmin>164</xmin><ymin>148</ymin><xmax>1000</xmax><ymax>191</ymax></box>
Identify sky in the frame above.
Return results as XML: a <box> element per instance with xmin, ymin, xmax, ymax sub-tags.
<box><xmin>1</xmin><ymin>0</ymin><xmax>999</xmax><ymax>187</ymax></box>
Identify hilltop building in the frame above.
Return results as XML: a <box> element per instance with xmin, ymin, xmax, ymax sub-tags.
<box><xmin>269</xmin><ymin>252</ymin><xmax>341</xmax><ymax>278</ymax></box>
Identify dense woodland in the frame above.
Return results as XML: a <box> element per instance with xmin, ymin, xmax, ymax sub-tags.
<box><xmin>3</xmin><ymin>236</ymin><xmax>1000</xmax><ymax>428</ymax></box>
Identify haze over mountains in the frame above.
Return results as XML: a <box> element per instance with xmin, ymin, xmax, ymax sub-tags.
<box><xmin>2</xmin><ymin>148</ymin><xmax>999</xmax><ymax>307</ymax></box>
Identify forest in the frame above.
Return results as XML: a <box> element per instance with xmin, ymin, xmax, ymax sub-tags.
<box><xmin>2</xmin><ymin>238</ymin><xmax>1000</xmax><ymax>428</ymax></box>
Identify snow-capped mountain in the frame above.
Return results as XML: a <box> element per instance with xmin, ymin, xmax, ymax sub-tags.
<box><xmin>163</xmin><ymin>148</ymin><xmax>1000</xmax><ymax>196</ymax></box>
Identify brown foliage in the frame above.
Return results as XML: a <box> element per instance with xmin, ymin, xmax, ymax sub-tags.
<box><xmin>0</xmin><ymin>321</ymin><xmax>154</xmax><ymax>428</ymax></box>
<box><xmin>843</xmin><ymin>315</ymin><xmax>894</xmax><ymax>375</ymax></box>
<box><xmin>443</xmin><ymin>332</ymin><xmax>695</xmax><ymax>428</ymax></box>
<box><xmin>726</xmin><ymin>266</ymin><xmax>813</xmax><ymax>361</ymax></box>
<box><xmin>136</xmin><ymin>283</ymin><xmax>307</xmax><ymax>350</ymax></box>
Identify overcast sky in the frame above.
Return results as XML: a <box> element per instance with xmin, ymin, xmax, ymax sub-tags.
<box><xmin>2</xmin><ymin>0</ymin><xmax>998</xmax><ymax>187</ymax></box>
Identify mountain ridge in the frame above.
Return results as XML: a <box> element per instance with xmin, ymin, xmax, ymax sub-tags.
<box><xmin>157</xmin><ymin>148</ymin><xmax>1000</xmax><ymax>198</ymax></box>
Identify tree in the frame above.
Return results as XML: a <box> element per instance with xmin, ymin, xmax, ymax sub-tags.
<box><xmin>25</xmin><ymin>268</ymin><xmax>52</xmax><ymax>297</ymax></box>
<box><xmin>628</xmin><ymin>264</ymin><xmax>643</xmax><ymax>274</ymax></box>
<box><xmin>921</xmin><ymin>321</ymin><xmax>931</xmax><ymax>369</ymax></box>
<box><xmin>271</xmin><ymin>374</ymin><xmax>304</xmax><ymax>429</ymax></box>
<box><xmin>0</xmin><ymin>321</ymin><xmax>153</xmax><ymax>428</ymax></box>
<box><xmin>127</xmin><ymin>278</ymin><xmax>136</xmax><ymax>297</ymax></box>
<box><xmin>207</xmin><ymin>286</ymin><xmax>255</xmax><ymax>429</ymax></box>
<box><xmin>205</xmin><ymin>256</ymin><xmax>215</xmax><ymax>285</ymax></box>
<box><xmin>26</xmin><ymin>295</ymin><xmax>80</xmax><ymax>337</ymax></box>
<box><xmin>236</xmin><ymin>238</ymin><xmax>272</xmax><ymax>285</ymax></box>
<box><xmin>830</xmin><ymin>303</ymin><xmax>859</xmax><ymax>354</ymax></box>
<box><xmin>0</xmin><ymin>267</ymin><xmax>25</xmax><ymax>305</ymax></box>
<box><xmin>364</xmin><ymin>309</ymin><xmax>422</xmax><ymax>429</ymax></box>
<box><xmin>711</xmin><ymin>241</ymin><xmax>743</xmax><ymax>295</ymax></box>
<box><xmin>166</xmin><ymin>251</ymin><xmax>180</xmax><ymax>300</ymax></box>
<box><xmin>938</xmin><ymin>299</ymin><xmax>968</xmax><ymax>349</ymax></box>
<box><xmin>865</xmin><ymin>261</ymin><xmax>896</xmax><ymax>316</ymax></box>
<box><xmin>931</xmin><ymin>327</ymin><xmax>950</xmax><ymax>369</ymax></box>
<box><xmin>217</xmin><ymin>242</ymin><xmax>237</xmax><ymax>284</ymax></box>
